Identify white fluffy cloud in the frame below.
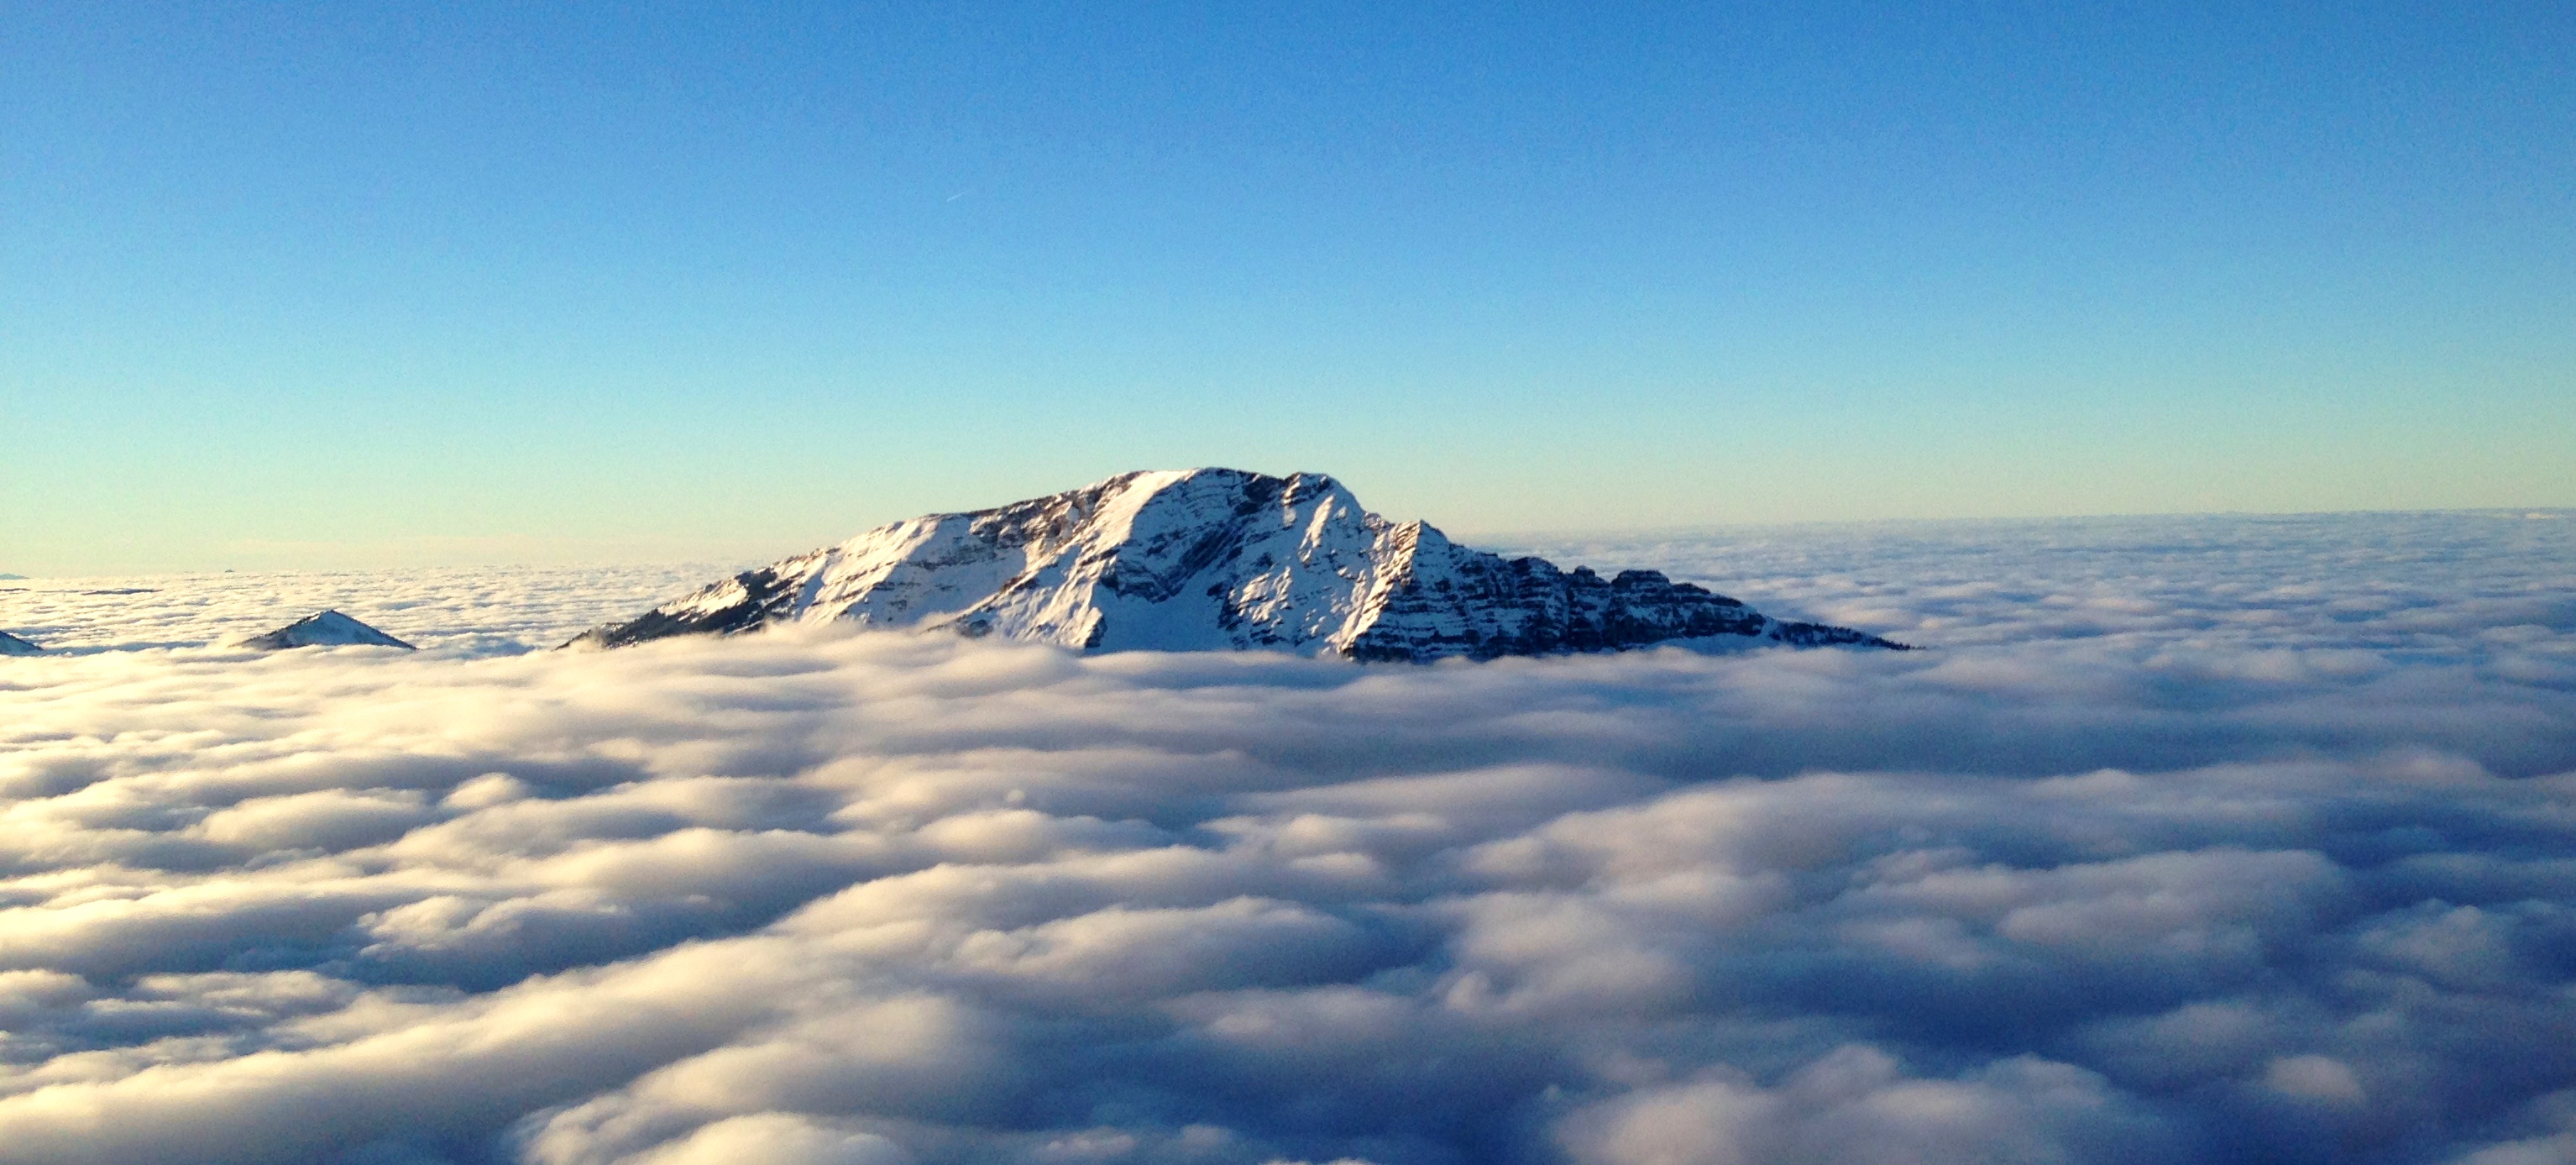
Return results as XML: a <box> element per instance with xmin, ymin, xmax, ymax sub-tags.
<box><xmin>0</xmin><ymin>512</ymin><xmax>2570</xmax><ymax>1164</ymax></box>
<box><xmin>0</xmin><ymin>564</ymin><xmax>716</xmax><ymax>656</ymax></box>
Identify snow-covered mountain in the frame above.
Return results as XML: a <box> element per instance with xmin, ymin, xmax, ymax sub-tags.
<box><xmin>239</xmin><ymin>611</ymin><xmax>416</xmax><ymax>651</ymax></box>
<box><xmin>0</xmin><ymin>630</ymin><xmax>40</xmax><ymax>656</ymax></box>
<box><xmin>571</xmin><ymin>469</ymin><xmax>1908</xmax><ymax>661</ymax></box>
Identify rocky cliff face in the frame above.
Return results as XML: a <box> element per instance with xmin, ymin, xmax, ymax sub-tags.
<box><xmin>570</xmin><ymin>469</ymin><xmax>1907</xmax><ymax>660</ymax></box>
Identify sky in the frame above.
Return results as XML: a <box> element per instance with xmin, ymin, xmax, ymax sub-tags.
<box><xmin>1</xmin><ymin>512</ymin><xmax>2572</xmax><ymax>1164</ymax></box>
<box><xmin>4</xmin><ymin>2</ymin><xmax>2572</xmax><ymax>575</ymax></box>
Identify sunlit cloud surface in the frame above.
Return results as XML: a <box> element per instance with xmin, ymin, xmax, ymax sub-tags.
<box><xmin>1</xmin><ymin>512</ymin><xmax>2571</xmax><ymax>1164</ymax></box>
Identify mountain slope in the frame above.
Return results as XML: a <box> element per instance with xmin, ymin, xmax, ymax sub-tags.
<box><xmin>0</xmin><ymin>630</ymin><xmax>39</xmax><ymax>656</ymax></box>
<box><xmin>240</xmin><ymin>611</ymin><xmax>417</xmax><ymax>651</ymax></box>
<box><xmin>571</xmin><ymin>469</ymin><xmax>1907</xmax><ymax>660</ymax></box>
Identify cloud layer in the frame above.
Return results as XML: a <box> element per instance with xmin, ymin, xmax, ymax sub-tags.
<box><xmin>0</xmin><ymin>564</ymin><xmax>717</xmax><ymax>656</ymax></box>
<box><xmin>1</xmin><ymin>511</ymin><xmax>2571</xmax><ymax>1164</ymax></box>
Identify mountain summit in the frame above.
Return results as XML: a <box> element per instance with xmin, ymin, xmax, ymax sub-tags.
<box><xmin>572</xmin><ymin>469</ymin><xmax>1908</xmax><ymax>661</ymax></box>
<box><xmin>240</xmin><ymin>611</ymin><xmax>417</xmax><ymax>651</ymax></box>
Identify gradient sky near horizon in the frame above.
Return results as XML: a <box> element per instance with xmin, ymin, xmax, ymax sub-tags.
<box><xmin>6</xmin><ymin>3</ymin><xmax>2572</xmax><ymax>575</ymax></box>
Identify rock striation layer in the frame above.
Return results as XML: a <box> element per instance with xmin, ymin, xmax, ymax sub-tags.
<box><xmin>572</xmin><ymin>469</ymin><xmax>1908</xmax><ymax>661</ymax></box>
<box><xmin>240</xmin><ymin>611</ymin><xmax>416</xmax><ymax>651</ymax></box>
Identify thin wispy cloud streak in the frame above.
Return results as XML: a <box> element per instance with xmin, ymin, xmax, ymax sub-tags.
<box><xmin>0</xmin><ymin>512</ymin><xmax>2570</xmax><ymax>1164</ymax></box>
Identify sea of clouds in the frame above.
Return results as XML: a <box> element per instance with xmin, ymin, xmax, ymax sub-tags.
<box><xmin>2</xmin><ymin>510</ymin><xmax>2572</xmax><ymax>1165</ymax></box>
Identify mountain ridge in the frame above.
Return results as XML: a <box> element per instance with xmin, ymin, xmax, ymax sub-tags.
<box><xmin>240</xmin><ymin>611</ymin><xmax>417</xmax><ymax>651</ymax></box>
<box><xmin>570</xmin><ymin>469</ymin><xmax>1908</xmax><ymax>660</ymax></box>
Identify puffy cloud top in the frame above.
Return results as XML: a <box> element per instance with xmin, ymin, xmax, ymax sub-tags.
<box><xmin>0</xmin><ymin>511</ymin><xmax>2571</xmax><ymax>1164</ymax></box>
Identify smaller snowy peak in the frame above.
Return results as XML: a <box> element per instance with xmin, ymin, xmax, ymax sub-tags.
<box><xmin>239</xmin><ymin>611</ymin><xmax>416</xmax><ymax>651</ymax></box>
<box><xmin>0</xmin><ymin>630</ymin><xmax>40</xmax><ymax>656</ymax></box>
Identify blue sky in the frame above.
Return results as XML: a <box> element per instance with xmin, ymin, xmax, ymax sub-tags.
<box><xmin>5</xmin><ymin>2</ymin><xmax>2570</xmax><ymax>574</ymax></box>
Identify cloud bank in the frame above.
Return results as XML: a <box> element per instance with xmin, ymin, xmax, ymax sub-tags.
<box><xmin>1</xmin><ymin>511</ymin><xmax>2571</xmax><ymax>1164</ymax></box>
<box><xmin>0</xmin><ymin>564</ymin><xmax>718</xmax><ymax>656</ymax></box>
